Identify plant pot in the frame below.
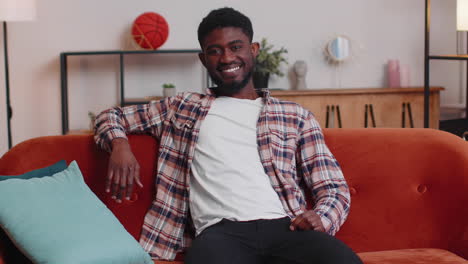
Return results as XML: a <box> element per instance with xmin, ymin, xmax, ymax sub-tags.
<box><xmin>253</xmin><ymin>72</ymin><xmax>270</xmax><ymax>89</ymax></box>
<box><xmin>163</xmin><ymin>87</ymin><xmax>176</xmax><ymax>97</ymax></box>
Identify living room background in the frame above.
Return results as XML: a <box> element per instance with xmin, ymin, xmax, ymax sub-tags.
<box><xmin>0</xmin><ymin>0</ymin><xmax>464</xmax><ymax>155</ymax></box>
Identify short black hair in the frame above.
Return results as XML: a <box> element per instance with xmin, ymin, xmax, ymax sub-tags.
<box><xmin>198</xmin><ymin>7</ymin><xmax>253</xmax><ymax>47</ymax></box>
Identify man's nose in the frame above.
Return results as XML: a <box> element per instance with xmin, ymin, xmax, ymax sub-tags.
<box><xmin>220</xmin><ymin>49</ymin><xmax>235</xmax><ymax>64</ymax></box>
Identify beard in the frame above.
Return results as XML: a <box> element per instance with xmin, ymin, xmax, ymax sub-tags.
<box><xmin>210</xmin><ymin>63</ymin><xmax>254</xmax><ymax>97</ymax></box>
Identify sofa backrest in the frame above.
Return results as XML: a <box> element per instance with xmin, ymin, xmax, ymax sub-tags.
<box><xmin>0</xmin><ymin>129</ymin><xmax>467</xmax><ymax>258</ymax></box>
<box><xmin>324</xmin><ymin>129</ymin><xmax>468</xmax><ymax>258</ymax></box>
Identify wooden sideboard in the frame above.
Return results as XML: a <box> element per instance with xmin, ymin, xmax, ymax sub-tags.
<box><xmin>74</xmin><ymin>86</ymin><xmax>442</xmax><ymax>135</ymax></box>
<box><xmin>271</xmin><ymin>87</ymin><xmax>443</xmax><ymax>129</ymax></box>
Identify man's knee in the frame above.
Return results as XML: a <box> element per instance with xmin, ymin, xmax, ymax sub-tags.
<box><xmin>272</xmin><ymin>230</ymin><xmax>362</xmax><ymax>264</ymax></box>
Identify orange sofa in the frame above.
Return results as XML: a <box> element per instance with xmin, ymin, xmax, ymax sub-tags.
<box><xmin>0</xmin><ymin>128</ymin><xmax>467</xmax><ymax>264</ymax></box>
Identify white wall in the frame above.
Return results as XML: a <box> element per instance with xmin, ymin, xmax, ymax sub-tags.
<box><xmin>0</xmin><ymin>0</ymin><xmax>464</xmax><ymax>156</ymax></box>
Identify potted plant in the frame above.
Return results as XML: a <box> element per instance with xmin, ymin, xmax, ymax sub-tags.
<box><xmin>253</xmin><ymin>38</ymin><xmax>288</xmax><ymax>88</ymax></box>
<box><xmin>162</xmin><ymin>83</ymin><xmax>176</xmax><ymax>97</ymax></box>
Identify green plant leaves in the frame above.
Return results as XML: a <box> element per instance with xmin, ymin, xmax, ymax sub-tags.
<box><xmin>254</xmin><ymin>38</ymin><xmax>288</xmax><ymax>77</ymax></box>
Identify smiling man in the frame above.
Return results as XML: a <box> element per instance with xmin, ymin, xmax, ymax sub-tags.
<box><xmin>94</xmin><ymin>7</ymin><xmax>362</xmax><ymax>264</ymax></box>
<box><xmin>198</xmin><ymin>25</ymin><xmax>257</xmax><ymax>98</ymax></box>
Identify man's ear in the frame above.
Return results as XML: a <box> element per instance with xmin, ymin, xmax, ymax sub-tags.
<box><xmin>251</xmin><ymin>42</ymin><xmax>260</xmax><ymax>57</ymax></box>
<box><xmin>198</xmin><ymin>52</ymin><xmax>207</xmax><ymax>67</ymax></box>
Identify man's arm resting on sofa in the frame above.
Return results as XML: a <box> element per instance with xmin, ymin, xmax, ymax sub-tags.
<box><xmin>94</xmin><ymin>97</ymin><xmax>176</xmax><ymax>201</ymax></box>
<box><xmin>296</xmin><ymin>112</ymin><xmax>351</xmax><ymax>236</ymax></box>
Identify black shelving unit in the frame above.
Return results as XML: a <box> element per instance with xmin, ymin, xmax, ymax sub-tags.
<box><xmin>424</xmin><ymin>0</ymin><xmax>468</xmax><ymax>132</ymax></box>
<box><xmin>60</xmin><ymin>49</ymin><xmax>205</xmax><ymax>134</ymax></box>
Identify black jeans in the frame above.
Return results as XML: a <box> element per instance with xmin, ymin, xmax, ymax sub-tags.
<box><xmin>185</xmin><ymin>217</ymin><xmax>363</xmax><ymax>264</ymax></box>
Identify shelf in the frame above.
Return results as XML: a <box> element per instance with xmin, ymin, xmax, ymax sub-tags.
<box><xmin>428</xmin><ymin>54</ymin><xmax>468</xmax><ymax>60</ymax></box>
<box><xmin>123</xmin><ymin>97</ymin><xmax>163</xmax><ymax>106</ymax></box>
<box><xmin>425</xmin><ymin>0</ymin><xmax>468</xmax><ymax>129</ymax></box>
<box><xmin>121</xmin><ymin>87</ymin><xmax>445</xmax><ymax>106</ymax></box>
<box><xmin>60</xmin><ymin>49</ymin><xmax>201</xmax><ymax>56</ymax></box>
<box><xmin>60</xmin><ymin>49</ymin><xmax>206</xmax><ymax>134</ymax></box>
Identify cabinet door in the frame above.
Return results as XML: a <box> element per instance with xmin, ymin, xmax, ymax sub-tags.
<box><xmin>273</xmin><ymin>90</ymin><xmax>440</xmax><ymax>129</ymax></box>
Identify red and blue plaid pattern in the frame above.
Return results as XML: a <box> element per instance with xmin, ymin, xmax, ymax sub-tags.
<box><xmin>95</xmin><ymin>89</ymin><xmax>350</xmax><ymax>260</ymax></box>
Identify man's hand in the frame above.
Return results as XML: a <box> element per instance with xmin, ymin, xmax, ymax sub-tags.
<box><xmin>290</xmin><ymin>210</ymin><xmax>325</xmax><ymax>232</ymax></box>
<box><xmin>107</xmin><ymin>138</ymin><xmax>143</xmax><ymax>203</ymax></box>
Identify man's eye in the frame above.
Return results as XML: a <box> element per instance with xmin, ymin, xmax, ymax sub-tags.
<box><xmin>207</xmin><ymin>49</ymin><xmax>221</xmax><ymax>55</ymax></box>
<box><xmin>232</xmin><ymin>45</ymin><xmax>242</xmax><ymax>51</ymax></box>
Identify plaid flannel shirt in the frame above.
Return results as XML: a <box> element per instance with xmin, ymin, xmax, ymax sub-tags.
<box><xmin>94</xmin><ymin>89</ymin><xmax>350</xmax><ymax>260</ymax></box>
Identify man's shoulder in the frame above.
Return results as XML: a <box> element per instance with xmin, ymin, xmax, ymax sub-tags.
<box><xmin>269</xmin><ymin>96</ymin><xmax>312</xmax><ymax>118</ymax></box>
<box><xmin>172</xmin><ymin>91</ymin><xmax>211</xmax><ymax>102</ymax></box>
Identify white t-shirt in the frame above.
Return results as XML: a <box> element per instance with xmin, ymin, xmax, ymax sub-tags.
<box><xmin>189</xmin><ymin>96</ymin><xmax>287</xmax><ymax>235</ymax></box>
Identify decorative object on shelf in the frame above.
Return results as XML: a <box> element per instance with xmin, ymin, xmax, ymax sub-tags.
<box><xmin>162</xmin><ymin>83</ymin><xmax>176</xmax><ymax>97</ymax></box>
<box><xmin>132</xmin><ymin>12</ymin><xmax>169</xmax><ymax>50</ymax></box>
<box><xmin>253</xmin><ymin>38</ymin><xmax>288</xmax><ymax>88</ymax></box>
<box><xmin>387</xmin><ymin>60</ymin><xmax>401</xmax><ymax>88</ymax></box>
<box><xmin>323</xmin><ymin>35</ymin><xmax>361</xmax><ymax>89</ymax></box>
<box><xmin>293</xmin><ymin>60</ymin><xmax>307</xmax><ymax>90</ymax></box>
<box><xmin>0</xmin><ymin>0</ymin><xmax>36</xmax><ymax>149</ymax></box>
<box><xmin>325</xmin><ymin>36</ymin><xmax>352</xmax><ymax>64</ymax></box>
<box><xmin>399</xmin><ymin>64</ymin><xmax>411</xmax><ymax>87</ymax></box>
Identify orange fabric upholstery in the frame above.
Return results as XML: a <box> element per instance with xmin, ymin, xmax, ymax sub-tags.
<box><xmin>358</xmin><ymin>248</ymin><xmax>468</xmax><ymax>264</ymax></box>
<box><xmin>0</xmin><ymin>129</ymin><xmax>466</xmax><ymax>263</ymax></box>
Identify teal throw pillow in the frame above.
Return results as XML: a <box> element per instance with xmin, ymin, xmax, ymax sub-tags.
<box><xmin>0</xmin><ymin>161</ymin><xmax>152</xmax><ymax>264</ymax></box>
<box><xmin>0</xmin><ymin>160</ymin><xmax>67</xmax><ymax>181</ymax></box>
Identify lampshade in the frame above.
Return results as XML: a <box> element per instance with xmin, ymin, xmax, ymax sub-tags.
<box><xmin>457</xmin><ymin>0</ymin><xmax>468</xmax><ymax>31</ymax></box>
<box><xmin>0</xmin><ymin>0</ymin><xmax>36</xmax><ymax>21</ymax></box>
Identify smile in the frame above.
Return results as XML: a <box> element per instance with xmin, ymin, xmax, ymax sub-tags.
<box><xmin>221</xmin><ymin>65</ymin><xmax>241</xmax><ymax>73</ymax></box>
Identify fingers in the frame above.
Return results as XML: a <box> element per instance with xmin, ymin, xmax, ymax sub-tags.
<box><xmin>111</xmin><ymin>168</ymin><xmax>120</xmax><ymax>200</ymax></box>
<box><xmin>134</xmin><ymin>165</ymin><xmax>143</xmax><ymax>188</ymax></box>
<box><xmin>126</xmin><ymin>173</ymin><xmax>134</xmax><ymax>201</ymax></box>
<box><xmin>290</xmin><ymin>211</ymin><xmax>325</xmax><ymax>232</ymax></box>
<box><xmin>105</xmin><ymin>166</ymin><xmax>114</xmax><ymax>193</ymax></box>
<box><xmin>290</xmin><ymin>216</ymin><xmax>307</xmax><ymax>231</ymax></box>
<box><xmin>306</xmin><ymin>213</ymin><xmax>325</xmax><ymax>232</ymax></box>
<box><xmin>106</xmin><ymin>146</ymin><xmax>142</xmax><ymax>203</ymax></box>
<box><xmin>126</xmin><ymin>164</ymin><xmax>143</xmax><ymax>200</ymax></box>
<box><xmin>116</xmin><ymin>167</ymin><xmax>128</xmax><ymax>203</ymax></box>
<box><xmin>108</xmin><ymin>165</ymin><xmax>142</xmax><ymax>203</ymax></box>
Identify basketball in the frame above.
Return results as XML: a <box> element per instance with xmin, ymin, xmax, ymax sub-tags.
<box><xmin>132</xmin><ymin>12</ymin><xmax>169</xmax><ymax>50</ymax></box>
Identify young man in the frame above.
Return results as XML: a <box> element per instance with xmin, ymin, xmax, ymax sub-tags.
<box><xmin>94</xmin><ymin>7</ymin><xmax>362</xmax><ymax>264</ymax></box>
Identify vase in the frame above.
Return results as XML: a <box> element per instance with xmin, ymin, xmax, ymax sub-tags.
<box><xmin>387</xmin><ymin>60</ymin><xmax>400</xmax><ymax>88</ymax></box>
<box><xmin>163</xmin><ymin>87</ymin><xmax>176</xmax><ymax>97</ymax></box>
<box><xmin>253</xmin><ymin>72</ymin><xmax>270</xmax><ymax>89</ymax></box>
<box><xmin>400</xmin><ymin>64</ymin><xmax>410</xmax><ymax>87</ymax></box>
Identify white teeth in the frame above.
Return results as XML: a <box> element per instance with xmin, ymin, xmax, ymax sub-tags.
<box><xmin>223</xmin><ymin>66</ymin><xmax>240</xmax><ymax>72</ymax></box>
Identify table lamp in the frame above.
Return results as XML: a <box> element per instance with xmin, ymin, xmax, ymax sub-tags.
<box><xmin>0</xmin><ymin>0</ymin><xmax>36</xmax><ymax>149</ymax></box>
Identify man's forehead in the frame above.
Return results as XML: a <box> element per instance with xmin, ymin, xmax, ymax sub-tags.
<box><xmin>202</xmin><ymin>27</ymin><xmax>250</xmax><ymax>47</ymax></box>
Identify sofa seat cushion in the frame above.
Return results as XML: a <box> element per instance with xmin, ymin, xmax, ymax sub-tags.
<box><xmin>358</xmin><ymin>248</ymin><xmax>467</xmax><ymax>264</ymax></box>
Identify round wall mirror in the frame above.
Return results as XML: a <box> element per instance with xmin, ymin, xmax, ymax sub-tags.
<box><xmin>326</xmin><ymin>36</ymin><xmax>351</xmax><ymax>63</ymax></box>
